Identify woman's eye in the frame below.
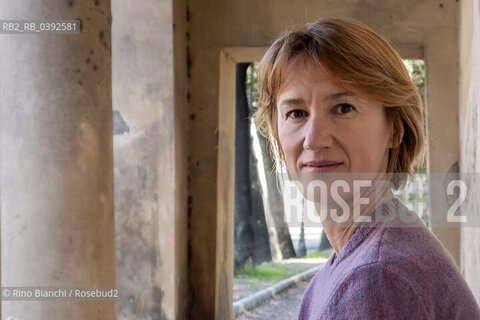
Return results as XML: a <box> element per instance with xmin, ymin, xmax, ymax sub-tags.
<box><xmin>286</xmin><ymin>110</ymin><xmax>307</xmax><ymax>119</ymax></box>
<box><xmin>335</xmin><ymin>103</ymin><xmax>355</xmax><ymax>114</ymax></box>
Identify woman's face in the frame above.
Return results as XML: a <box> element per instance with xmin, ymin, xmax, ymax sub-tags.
<box><xmin>276</xmin><ymin>56</ymin><xmax>395</xmax><ymax>178</ymax></box>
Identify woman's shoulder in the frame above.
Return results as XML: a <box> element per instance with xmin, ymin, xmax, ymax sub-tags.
<box><xmin>311</xmin><ymin>198</ymin><xmax>480</xmax><ymax>319</ymax></box>
<box><xmin>322</xmin><ymin>251</ymin><xmax>479</xmax><ymax>320</ymax></box>
<box><xmin>366</xmin><ymin>198</ymin><xmax>452</xmax><ymax>265</ymax></box>
<box><xmin>318</xmin><ymin>262</ymin><xmax>430</xmax><ymax>319</ymax></box>
<box><xmin>375</xmin><ymin>199</ymin><xmax>457</xmax><ymax>273</ymax></box>
<box><xmin>369</xmin><ymin>203</ymin><xmax>480</xmax><ymax>318</ymax></box>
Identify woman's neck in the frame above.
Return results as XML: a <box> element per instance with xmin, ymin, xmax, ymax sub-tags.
<box><xmin>319</xmin><ymin>185</ymin><xmax>393</xmax><ymax>254</ymax></box>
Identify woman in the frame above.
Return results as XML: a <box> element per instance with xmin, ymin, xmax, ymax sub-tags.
<box><xmin>254</xmin><ymin>18</ymin><xmax>480</xmax><ymax>319</ymax></box>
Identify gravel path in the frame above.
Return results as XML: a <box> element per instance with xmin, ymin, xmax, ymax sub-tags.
<box><xmin>234</xmin><ymin>280</ymin><xmax>310</xmax><ymax>320</ymax></box>
<box><xmin>234</xmin><ymin>261</ymin><xmax>323</xmax><ymax>301</ymax></box>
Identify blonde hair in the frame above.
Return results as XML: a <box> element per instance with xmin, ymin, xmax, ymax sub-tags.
<box><xmin>253</xmin><ymin>18</ymin><xmax>424</xmax><ymax>190</ymax></box>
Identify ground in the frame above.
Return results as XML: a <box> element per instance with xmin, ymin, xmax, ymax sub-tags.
<box><xmin>233</xmin><ymin>252</ymin><xmax>332</xmax><ymax>319</ymax></box>
<box><xmin>233</xmin><ymin>260</ymin><xmax>321</xmax><ymax>301</ymax></box>
<box><xmin>234</xmin><ymin>280</ymin><xmax>310</xmax><ymax>320</ymax></box>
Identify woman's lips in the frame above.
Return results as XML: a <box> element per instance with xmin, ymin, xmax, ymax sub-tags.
<box><xmin>302</xmin><ymin>161</ymin><xmax>343</xmax><ymax>173</ymax></box>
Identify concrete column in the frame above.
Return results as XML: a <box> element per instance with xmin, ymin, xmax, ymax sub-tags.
<box><xmin>112</xmin><ymin>0</ymin><xmax>188</xmax><ymax>318</ymax></box>
<box><xmin>424</xmin><ymin>27</ymin><xmax>461</xmax><ymax>266</ymax></box>
<box><xmin>459</xmin><ymin>0</ymin><xmax>480</xmax><ymax>302</ymax></box>
<box><xmin>0</xmin><ymin>1</ymin><xmax>115</xmax><ymax>319</ymax></box>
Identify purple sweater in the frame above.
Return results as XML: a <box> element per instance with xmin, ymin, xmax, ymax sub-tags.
<box><xmin>298</xmin><ymin>197</ymin><xmax>480</xmax><ymax>319</ymax></box>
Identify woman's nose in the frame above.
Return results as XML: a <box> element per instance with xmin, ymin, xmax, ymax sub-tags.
<box><xmin>302</xmin><ymin>117</ymin><xmax>334</xmax><ymax>151</ymax></box>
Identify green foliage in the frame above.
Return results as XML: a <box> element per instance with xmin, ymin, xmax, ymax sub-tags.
<box><xmin>408</xmin><ymin>190</ymin><xmax>426</xmax><ymax>202</ymax></box>
<box><xmin>404</xmin><ymin>60</ymin><xmax>426</xmax><ymax>105</ymax></box>
<box><xmin>246</xmin><ymin>63</ymin><xmax>260</xmax><ymax>114</ymax></box>
<box><xmin>404</xmin><ymin>60</ymin><xmax>427</xmax><ymax>174</ymax></box>
<box><xmin>301</xmin><ymin>249</ymin><xmax>334</xmax><ymax>260</ymax></box>
<box><xmin>235</xmin><ymin>263</ymin><xmax>290</xmax><ymax>280</ymax></box>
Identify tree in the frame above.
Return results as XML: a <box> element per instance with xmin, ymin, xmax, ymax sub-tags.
<box><xmin>255</xmin><ymin>133</ymin><xmax>296</xmax><ymax>260</ymax></box>
<box><xmin>247</xmin><ymin>63</ymin><xmax>296</xmax><ymax>261</ymax></box>
<box><xmin>318</xmin><ymin>229</ymin><xmax>332</xmax><ymax>251</ymax></box>
<box><xmin>234</xmin><ymin>63</ymin><xmax>271</xmax><ymax>269</ymax></box>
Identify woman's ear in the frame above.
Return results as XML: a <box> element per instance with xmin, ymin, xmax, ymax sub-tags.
<box><xmin>388</xmin><ymin>119</ymin><xmax>404</xmax><ymax>149</ymax></box>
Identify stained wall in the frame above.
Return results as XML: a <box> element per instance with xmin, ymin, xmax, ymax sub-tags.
<box><xmin>112</xmin><ymin>0</ymin><xmax>188</xmax><ymax>318</ymax></box>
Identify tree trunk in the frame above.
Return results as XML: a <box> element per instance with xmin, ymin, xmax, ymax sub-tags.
<box><xmin>256</xmin><ymin>132</ymin><xmax>296</xmax><ymax>260</ymax></box>
<box><xmin>297</xmin><ymin>220</ymin><xmax>307</xmax><ymax>257</ymax></box>
<box><xmin>234</xmin><ymin>63</ymin><xmax>272</xmax><ymax>268</ymax></box>
<box><xmin>234</xmin><ymin>63</ymin><xmax>255</xmax><ymax>269</ymax></box>
<box><xmin>318</xmin><ymin>229</ymin><xmax>332</xmax><ymax>251</ymax></box>
<box><xmin>250</xmin><ymin>143</ymin><xmax>272</xmax><ymax>265</ymax></box>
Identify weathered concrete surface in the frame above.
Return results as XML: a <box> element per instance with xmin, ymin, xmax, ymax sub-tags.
<box><xmin>459</xmin><ymin>0</ymin><xmax>480</xmax><ymax>304</ymax></box>
<box><xmin>187</xmin><ymin>0</ymin><xmax>460</xmax><ymax>318</ymax></box>
<box><xmin>112</xmin><ymin>0</ymin><xmax>188</xmax><ymax>318</ymax></box>
<box><xmin>0</xmin><ymin>0</ymin><xmax>115</xmax><ymax>319</ymax></box>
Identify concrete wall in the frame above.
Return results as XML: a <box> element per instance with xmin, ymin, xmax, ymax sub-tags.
<box><xmin>112</xmin><ymin>0</ymin><xmax>188</xmax><ymax>318</ymax></box>
<box><xmin>187</xmin><ymin>0</ymin><xmax>460</xmax><ymax>318</ymax></box>
<box><xmin>459</xmin><ymin>0</ymin><xmax>480</xmax><ymax>303</ymax></box>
